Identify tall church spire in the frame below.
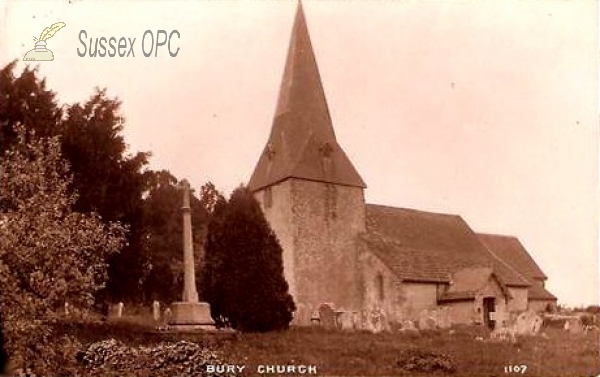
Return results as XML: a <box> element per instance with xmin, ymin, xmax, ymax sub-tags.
<box><xmin>249</xmin><ymin>1</ymin><xmax>366</xmax><ymax>191</ymax></box>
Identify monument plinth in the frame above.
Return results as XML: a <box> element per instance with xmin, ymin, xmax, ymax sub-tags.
<box><xmin>168</xmin><ymin>179</ymin><xmax>215</xmax><ymax>331</ymax></box>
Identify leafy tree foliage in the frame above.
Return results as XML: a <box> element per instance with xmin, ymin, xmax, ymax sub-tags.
<box><xmin>203</xmin><ymin>186</ymin><xmax>295</xmax><ymax>332</ymax></box>
<box><xmin>0</xmin><ymin>126</ymin><xmax>126</xmax><ymax>370</ymax></box>
<box><xmin>59</xmin><ymin>89</ymin><xmax>152</xmax><ymax>303</ymax></box>
<box><xmin>0</xmin><ymin>62</ymin><xmax>62</xmax><ymax>152</ymax></box>
<box><xmin>1</xmin><ymin>62</ymin><xmax>151</xmax><ymax>303</ymax></box>
<box><xmin>141</xmin><ymin>170</ymin><xmax>211</xmax><ymax>302</ymax></box>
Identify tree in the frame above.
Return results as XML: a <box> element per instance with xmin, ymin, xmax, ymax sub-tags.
<box><xmin>199</xmin><ymin>181</ymin><xmax>225</xmax><ymax>215</ymax></box>
<box><xmin>0</xmin><ymin>61</ymin><xmax>62</xmax><ymax>154</ymax></box>
<box><xmin>141</xmin><ymin>170</ymin><xmax>210</xmax><ymax>302</ymax></box>
<box><xmin>203</xmin><ymin>186</ymin><xmax>295</xmax><ymax>332</ymax></box>
<box><xmin>59</xmin><ymin>89</ymin><xmax>152</xmax><ymax>303</ymax></box>
<box><xmin>0</xmin><ymin>126</ymin><xmax>126</xmax><ymax>370</ymax></box>
<box><xmin>1</xmin><ymin>62</ymin><xmax>152</xmax><ymax>304</ymax></box>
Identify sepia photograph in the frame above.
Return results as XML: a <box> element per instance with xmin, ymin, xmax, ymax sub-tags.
<box><xmin>0</xmin><ymin>0</ymin><xmax>598</xmax><ymax>376</ymax></box>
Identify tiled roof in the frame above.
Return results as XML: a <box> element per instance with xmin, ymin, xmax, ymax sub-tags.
<box><xmin>438</xmin><ymin>267</ymin><xmax>512</xmax><ymax>302</ymax></box>
<box><xmin>477</xmin><ymin>233</ymin><xmax>556</xmax><ymax>301</ymax></box>
<box><xmin>248</xmin><ymin>2</ymin><xmax>366</xmax><ymax>191</ymax></box>
<box><xmin>438</xmin><ymin>291</ymin><xmax>477</xmax><ymax>302</ymax></box>
<box><xmin>477</xmin><ymin>234</ymin><xmax>547</xmax><ymax>280</ymax></box>
<box><xmin>364</xmin><ymin>204</ymin><xmax>530</xmax><ymax>287</ymax></box>
<box><xmin>528</xmin><ymin>284</ymin><xmax>557</xmax><ymax>301</ymax></box>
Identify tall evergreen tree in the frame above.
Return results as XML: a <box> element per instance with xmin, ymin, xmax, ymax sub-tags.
<box><xmin>60</xmin><ymin>89</ymin><xmax>152</xmax><ymax>302</ymax></box>
<box><xmin>203</xmin><ymin>186</ymin><xmax>295</xmax><ymax>332</ymax></box>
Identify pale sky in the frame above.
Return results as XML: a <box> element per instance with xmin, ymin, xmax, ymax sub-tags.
<box><xmin>1</xmin><ymin>0</ymin><xmax>598</xmax><ymax>307</ymax></box>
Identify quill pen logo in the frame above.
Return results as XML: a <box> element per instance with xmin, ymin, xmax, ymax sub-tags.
<box><xmin>23</xmin><ymin>22</ymin><xmax>66</xmax><ymax>61</ymax></box>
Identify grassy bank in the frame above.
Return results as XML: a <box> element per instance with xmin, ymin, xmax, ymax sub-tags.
<box><xmin>39</xmin><ymin>316</ymin><xmax>599</xmax><ymax>377</ymax></box>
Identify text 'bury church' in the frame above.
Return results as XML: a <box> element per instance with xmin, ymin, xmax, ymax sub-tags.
<box><xmin>248</xmin><ymin>2</ymin><xmax>557</xmax><ymax>329</ymax></box>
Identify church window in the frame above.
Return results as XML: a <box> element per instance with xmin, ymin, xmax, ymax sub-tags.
<box><xmin>376</xmin><ymin>273</ymin><xmax>385</xmax><ymax>301</ymax></box>
<box><xmin>264</xmin><ymin>187</ymin><xmax>273</xmax><ymax>208</ymax></box>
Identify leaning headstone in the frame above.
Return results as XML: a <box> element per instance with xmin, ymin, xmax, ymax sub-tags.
<box><xmin>152</xmin><ymin>301</ymin><xmax>161</xmax><ymax>322</ymax></box>
<box><xmin>418</xmin><ymin>310</ymin><xmax>437</xmax><ymax>330</ymax></box>
<box><xmin>515</xmin><ymin>310</ymin><xmax>543</xmax><ymax>336</ymax></box>
<box><xmin>318</xmin><ymin>304</ymin><xmax>336</xmax><ymax>329</ymax></box>
<box><xmin>116</xmin><ymin>302</ymin><xmax>124</xmax><ymax>319</ymax></box>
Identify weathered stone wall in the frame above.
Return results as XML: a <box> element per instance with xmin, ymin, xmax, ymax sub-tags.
<box><xmin>255</xmin><ymin>180</ymin><xmax>297</xmax><ymax>298</ymax></box>
<box><xmin>397</xmin><ymin>283</ymin><xmax>439</xmax><ymax>320</ymax></box>
<box><xmin>507</xmin><ymin>287</ymin><xmax>528</xmax><ymax>313</ymax></box>
<box><xmin>255</xmin><ymin>178</ymin><xmax>366</xmax><ymax>325</ymax></box>
<box><xmin>442</xmin><ymin>301</ymin><xmax>476</xmax><ymax>324</ymax></box>
<box><xmin>475</xmin><ymin>277</ymin><xmax>509</xmax><ymax>326</ymax></box>
<box><xmin>442</xmin><ymin>276</ymin><xmax>510</xmax><ymax>327</ymax></box>
<box><xmin>359</xmin><ymin>251</ymin><xmax>402</xmax><ymax>322</ymax></box>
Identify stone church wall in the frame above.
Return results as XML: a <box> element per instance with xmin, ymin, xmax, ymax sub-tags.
<box><xmin>398</xmin><ymin>283</ymin><xmax>439</xmax><ymax>320</ymax></box>
<box><xmin>255</xmin><ymin>178</ymin><xmax>366</xmax><ymax>325</ymax></box>
<box><xmin>359</xmin><ymin>252</ymin><xmax>402</xmax><ymax>322</ymax></box>
<box><xmin>507</xmin><ymin>287</ymin><xmax>528</xmax><ymax>313</ymax></box>
<box><xmin>255</xmin><ymin>180</ymin><xmax>297</xmax><ymax>298</ymax></box>
<box><xmin>442</xmin><ymin>301</ymin><xmax>477</xmax><ymax>324</ymax></box>
<box><xmin>476</xmin><ymin>277</ymin><xmax>508</xmax><ymax>326</ymax></box>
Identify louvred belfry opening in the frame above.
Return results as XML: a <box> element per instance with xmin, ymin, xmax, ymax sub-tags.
<box><xmin>249</xmin><ymin>1</ymin><xmax>366</xmax><ymax>191</ymax></box>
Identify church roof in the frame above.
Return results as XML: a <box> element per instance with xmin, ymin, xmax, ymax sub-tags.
<box><xmin>248</xmin><ymin>2</ymin><xmax>366</xmax><ymax>191</ymax></box>
<box><xmin>477</xmin><ymin>233</ymin><xmax>548</xmax><ymax>280</ymax></box>
<box><xmin>477</xmin><ymin>233</ymin><xmax>556</xmax><ymax>301</ymax></box>
<box><xmin>437</xmin><ymin>267</ymin><xmax>511</xmax><ymax>302</ymax></box>
<box><xmin>363</xmin><ymin>204</ymin><xmax>531</xmax><ymax>287</ymax></box>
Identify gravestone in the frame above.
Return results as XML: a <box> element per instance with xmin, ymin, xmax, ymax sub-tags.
<box><xmin>152</xmin><ymin>301</ymin><xmax>161</xmax><ymax>322</ymax></box>
<box><xmin>371</xmin><ymin>310</ymin><xmax>384</xmax><ymax>333</ymax></box>
<box><xmin>399</xmin><ymin>319</ymin><xmax>418</xmax><ymax>333</ymax></box>
<box><xmin>514</xmin><ymin>310</ymin><xmax>543</xmax><ymax>336</ymax></box>
<box><xmin>116</xmin><ymin>302</ymin><xmax>124</xmax><ymax>318</ymax></box>
<box><xmin>361</xmin><ymin>309</ymin><xmax>375</xmax><ymax>332</ymax></box>
<box><xmin>351</xmin><ymin>311</ymin><xmax>361</xmax><ymax>330</ymax></box>
<box><xmin>436</xmin><ymin>307</ymin><xmax>451</xmax><ymax>329</ymax></box>
<box><xmin>377</xmin><ymin>309</ymin><xmax>391</xmax><ymax>332</ymax></box>
<box><xmin>336</xmin><ymin>311</ymin><xmax>354</xmax><ymax>330</ymax></box>
<box><xmin>565</xmin><ymin>317</ymin><xmax>584</xmax><ymax>334</ymax></box>
<box><xmin>318</xmin><ymin>304</ymin><xmax>336</xmax><ymax>329</ymax></box>
<box><xmin>164</xmin><ymin>308</ymin><xmax>172</xmax><ymax>323</ymax></box>
<box><xmin>310</xmin><ymin>310</ymin><xmax>321</xmax><ymax>326</ymax></box>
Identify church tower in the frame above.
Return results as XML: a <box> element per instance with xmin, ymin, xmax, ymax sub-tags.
<box><xmin>249</xmin><ymin>2</ymin><xmax>367</xmax><ymax>324</ymax></box>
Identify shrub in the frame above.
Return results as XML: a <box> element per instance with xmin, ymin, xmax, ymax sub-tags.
<box><xmin>396</xmin><ymin>348</ymin><xmax>456</xmax><ymax>374</ymax></box>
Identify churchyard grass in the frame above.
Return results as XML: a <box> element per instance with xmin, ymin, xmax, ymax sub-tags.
<box><xmin>40</xmin><ymin>314</ymin><xmax>599</xmax><ymax>377</ymax></box>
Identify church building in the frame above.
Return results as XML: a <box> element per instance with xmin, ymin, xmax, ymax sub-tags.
<box><xmin>248</xmin><ymin>2</ymin><xmax>556</xmax><ymax>328</ymax></box>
